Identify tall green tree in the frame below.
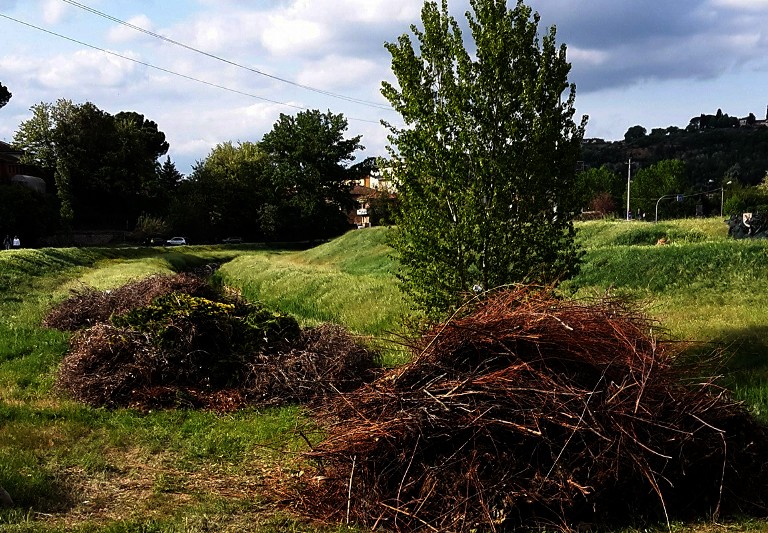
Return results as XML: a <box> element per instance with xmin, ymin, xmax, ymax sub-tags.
<box><xmin>629</xmin><ymin>159</ymin><xmax>686</xmax><ymax>216</ymax></box>
<box><xmin>574</xmin><ymin>166</ymin><xmax>620</xmax><ymax>212</ymax></box>
<box><xmin>12</xmin><ymin>101</ymin><xmax>60</xmax><ymax>174</ymax></box>
<box><xmin>171</xmin><ymin>141</ymin><xmax>269</xmax><ymax>241</ymax></box>
<box><xmin>624</xmin><ymin>125</ymin><xmax>647</xmax><ymax>143</ymax></box>
<box><xmin>259</xmin><ymin>109</ymin><xmax>361</xmax><ymax>240</ymax></box>
<box><xmin>158</xmin><ymin>156</ymin><xmax>184</xmax><ymax>191</ymax></box>
<box><xmin>13</xmin><ymin>100</ymin><xmax>171</xmax><ymax>228</ymax></box>
<box><xmin>382</xmin><ymin>0</ymin><xmax>586</xmax><ymax>314</ymax></box>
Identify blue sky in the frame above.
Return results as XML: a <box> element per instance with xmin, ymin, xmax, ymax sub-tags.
<box><xmin>2</xmin><ymin>0</ymin><xmax>768</xmax><ymax>174</ymax></box>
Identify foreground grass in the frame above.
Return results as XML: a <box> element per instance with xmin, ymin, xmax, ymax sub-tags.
<box><xmin>0</xmin><ymin>245</ymin><xmax>351</xmax><ymax>532</ymax></box>
<box><xmin>2</xmin><ymin>221</ymin><xmax>768</xmax><ymax>531</ymax></box>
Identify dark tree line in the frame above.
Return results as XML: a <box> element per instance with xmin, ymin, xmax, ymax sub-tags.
<box><xmin>585</xmin><ymin>110</ymin><xmax>768</xmax><ymax>189</ymax></box>
<box><xmin>577</xmin><ymin>109</ymin><xmax>768</xmax><ymax>219</ymax></box>
<box><xmin>9</xmin><ymin>96</ymin><xmax>368</xmax><ymax>244</ymax></box>
<box><xmin>171</xmin><ymin>109</ymin><xmax>364</xmax><ymax>243</ymax></box>
<box><xmin>12</xmin><ymin>99</ymin><xmax>176</xmax><ymax>232</ymax></box>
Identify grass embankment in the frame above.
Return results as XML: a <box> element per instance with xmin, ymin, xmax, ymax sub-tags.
<box><xmin>1</xmin><ymin>221</ymin><xmax>768</xmax><ymax>531</ymax></box>
<box><xmin>567</xmin><ymin>218</ymin><xmax>768</xmax><ymax>418</ymax></box>
<box><xmin>216</xmin><ymin>228</ymin><xmax>413</xmax><ymax>365</ymax></box>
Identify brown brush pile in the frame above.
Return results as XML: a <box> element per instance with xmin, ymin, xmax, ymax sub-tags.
<box><xmin>49</xmin><ymin>274</ymin><xmax>378</xmax><ymax>411</ymax></box>
<box><xmin>247</xmin><ymin>324</ymin><xmax>381</xmax><ymax>407</ymax></box>
<box><xmin>43</xmin><ymin>272</ymin><xmax>218</xmax><ymax>331</ymax></box>
<box><xmin>295</xmin><ymin>287</ymin><xmax>768</xmax><ymax>531</ymax></box>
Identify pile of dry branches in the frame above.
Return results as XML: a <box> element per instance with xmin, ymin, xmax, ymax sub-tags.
<box><xmin>49</xmin><ymin>274</ymin><xmax>378</xmax><ymax>411</ymax></box>
<box><xmin>246</xmin><ymin>324</ymin><xmax>380</xmax><ymax>407</ymax></box>
<box><xmin>296</xmin><ymin>287</ymin><xmax>768</xmax><ymax>531</ymax></box>
<box><xmin>43</xmin><ymin>272</ymin><xmax>218</xmax><ymax>331</ymax></box>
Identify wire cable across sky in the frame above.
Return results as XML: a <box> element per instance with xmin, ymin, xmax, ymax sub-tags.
<box><xmin>0</xmin><ymin>12</ymin><xmax>385</xmax><ymax>125</ymax></box>
<box><xmin>59</xmin><ymin>0</ymin><xmax>395</xmax><ymax>112</ymax></box>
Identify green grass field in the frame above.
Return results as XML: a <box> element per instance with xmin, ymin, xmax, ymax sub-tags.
<box><xmin>1</xmin><ymin>221</ymin><xmax>768</xmax><ymax>532</ymax></box>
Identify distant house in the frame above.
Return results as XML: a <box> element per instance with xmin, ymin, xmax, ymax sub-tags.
<box><xmin>349</xmin><ymin>184</ymin><xmax>377</xmax><ymax>228</ymax></box>
<box><xmin>348</xmin><ymin>168</ymin><xmax>400</xmax><ymax>228</ymax></box>
<box><xmin>738</xmin><ymin>106</ymin><xmax>768</xmax><ymax>128</ymax></box>
<box><xmin>0</xmin><ymin>141</ymin><xmax>46</xmax><ymax>193</ymax></box>
<box><xmin>356</xmin><ymin>168</ymin><xmax>398</xmax><ymax>193</ymax></box>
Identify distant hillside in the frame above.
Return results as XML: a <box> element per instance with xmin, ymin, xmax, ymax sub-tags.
<box><xmin>582</xmin><ymin>121</ymin><xmax>768</xmax><ymax>187</ymax></box>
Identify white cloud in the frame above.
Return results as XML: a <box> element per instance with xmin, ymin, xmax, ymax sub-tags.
<box><xmin>296</xmin><ymin>55</ymin><xmax>378</xmax><ymax>90</ymax></box>
<box><xmin>260</xmin><ymin>15</ymin><xmax>330</xmax><ymax>57</ymax></box>
<box><xmin>107</xmin><ymin>14</ymin><xmax>155</xmax><ymax>43</ymax></box>
<box><xmin>164</xmin><ymin>101</ymin><xmax>290</xmax><ymax>152</ymax></box>
<box><xmin>709</xmin><ymin>0</ymin><xmax>768</xmax><ymax>10</ymax></box>
<box><xmin>567</xmin><ymin>47</ymin><xmax>609</xmax><ymax>67</ymax></box>
<box><xmin>291</xmin><ymin>0</ymin><xmax>420</xmax><ymax>24</ymax></box>
<box><xmin>174</xmin><ymin>11</ymin><xmax>266</xmax><ymax>54</ymax></box>
<box><xmin>37</xmin><ymin>49</ymin><xmax>139</xmax><ymax>89</ymax></box>
<box><xmin>41</xmin><ymin>0</ymin><xmax>69</xmax><ymax>25</ymax></box>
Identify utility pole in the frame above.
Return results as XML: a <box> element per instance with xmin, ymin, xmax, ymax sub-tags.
<box><xmin>626</xmin><ymin>158</ymin><xmax>632</xmax><ymax>221</ymax></box>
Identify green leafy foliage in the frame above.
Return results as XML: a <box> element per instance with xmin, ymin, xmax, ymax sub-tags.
<box><xmin>260</xmin><ymin>109</ymin><xmax>361</xmax><ymax>241</ymax></box>
<box><xmin>382</xmin><ymin>0</ymin><xmax>586</xmax><ymax>315</ymax></box>
<box><xmin>723</xmin><ymin>178</ymin><xmax>768</xmax><ymax>215</ymax></box>
<box><xmin>173</xmin><ymin>110</ymin><xmax>362</xmax><ymax>242</ymax></box>
<box><xmin>629</xmin><ymin>159</ymin><xmax>687</xmax><ymax>216</ymax></box>
<box><xmin>574</xmin><ymin>165</ymin><xmax>621</xmax><ymax>212</ymax></box>
<box><xmin>13</xmin><ymin>99</ymin><xmax>171</xmax><ymax>228</ymax></box>
<box><xmin>113</xmin><ymin>292</ymin><xmax>300</xmax><ymax>358</ymax></box>
<box><xmin>172</xmin><ymin>141</ymin><xmax>268</xmax><ymax>242</ymax></box>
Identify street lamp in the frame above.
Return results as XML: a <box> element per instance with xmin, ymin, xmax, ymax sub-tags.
<box><xmin>626</xmin><ymin>158</ymin><xmax>632</xmax><ymax>220</ymax></box>
<box><xmin>721</xmin><ymin>180</ymin><xmax>732</xmax><ymax>217</ymax></box>
<box><xmin>709</xmin><ymin>179</ymin><xmax>733</xmax><ymax>217</ymax></box>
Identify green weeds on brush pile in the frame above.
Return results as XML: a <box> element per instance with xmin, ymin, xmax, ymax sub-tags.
<box><xmin>51</xmin><ymin>271</ymin><xmax>377</xmax><ymax>412</ymax></box>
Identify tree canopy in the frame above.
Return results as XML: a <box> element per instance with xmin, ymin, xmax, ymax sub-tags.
<box><xmin>172</xmin><ymin>109</ymin><xmax>362</xmax><ymax>242</ymax></box>
<box><xmin>629</xmin><ymin>159</ymin><xmax>686</xmax><ymax>217</ymax></box>
<box><xmin>382</xmin><ymin>0</ymin><xmax>586</xmax><ymax>314</ymax></box>
<box><xmin>0</xmin><ymin>82</ymin><xmax>11</xmax><ymax>110</ymax></box>
<box><xmin>171</xmin><ymin>141</ymin><xmax>269</xmax><ymax>241</ymax></box>
<box><xmin>259</xmin><ymin>109</ymin><xmax>362</xmax><ymax>240</ymax></box>
<box><xmin>13</xmin><ymin>100</ymin><xmax>170</xmax><ymax>228</ymax></box>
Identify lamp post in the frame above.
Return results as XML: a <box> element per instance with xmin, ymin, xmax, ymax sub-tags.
<box><xmin>721</xmin><ymin>180</ymin><xmax>732</xmax><ymax>217</ymax></box>
<box><xmin>626</xmin><ymin>158</ymin><xmax>632</xmax><ymax>220</ymax></box>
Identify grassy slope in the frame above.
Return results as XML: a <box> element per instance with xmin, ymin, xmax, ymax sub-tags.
<box><xmin>567</xmin><ymin>218</ymin><xmax>768</xmax><ymax>417</ymax></box>
<box><xmin>217</xmin><ymin>227</ymin><xmax>412</xmax><ymax>340</ymax></box>
<box><xmin>2</xmin><ymin>222</ymin><xmax>768</xmax><ymax>531</ymax></box>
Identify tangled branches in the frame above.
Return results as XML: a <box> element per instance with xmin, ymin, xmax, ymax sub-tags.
<box><xmin>296</xmin><ymin>288</ymin><xmax>768</xmax><ymax>531</ymax></box>
<box><xmin>49</xmin><ymin>274</ymin><xmax>378</xmax><ymax>411</ymax></box>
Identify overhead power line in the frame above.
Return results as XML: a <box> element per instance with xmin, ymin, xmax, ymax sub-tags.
<box><xmin>59</xmin><ymin>0</ymin><xmax>394</xmax><ymax>112</ymax></box>
<box><xmin>0</xmin><ymin>13</ymin><xmax>383</xmax><ymax>124</ymax></box>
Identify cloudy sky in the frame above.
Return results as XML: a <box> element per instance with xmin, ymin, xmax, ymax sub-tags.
<box><xmin>2</xmin><ymin>0</ymin><xmax>768</xmax><ymax>174</ymax></box>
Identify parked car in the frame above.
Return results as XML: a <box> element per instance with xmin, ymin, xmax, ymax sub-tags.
<box><xmin>221</xmin><ymin>236</ymin><xmax>243</xmax><ymax>244</ymax></box>
<box><xmin>166</xmin><ymin>237</ymin><xmax>187</xmax><ymax>246</ymax></box>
